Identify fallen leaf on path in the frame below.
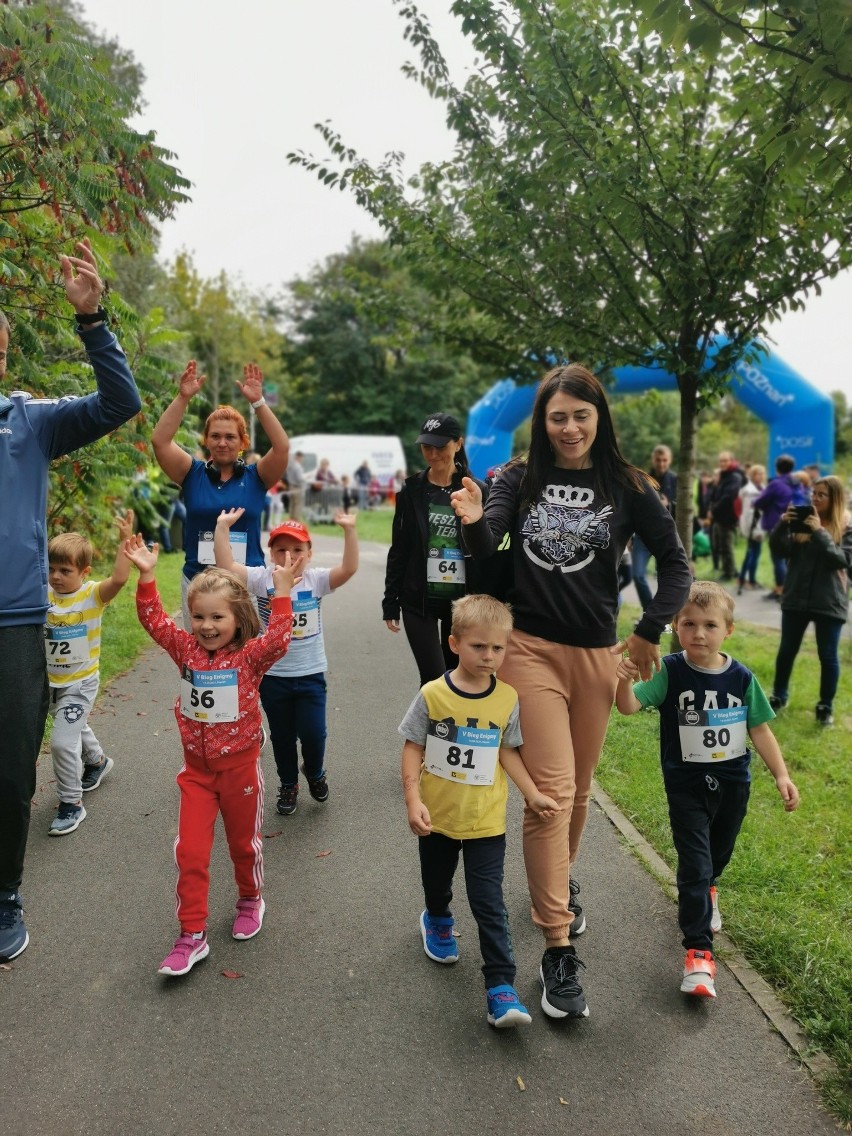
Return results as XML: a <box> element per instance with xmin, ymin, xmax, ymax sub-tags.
<box><xmin>264</xmin><ymin>830</ymin><xmax>283</xmax><ymax>839</ymax></box>
<box><xmin>0</xmin><ymin>963</ymin><xmax>12</xmax><ymax>971</ymax></box>
<box><xmin>559</xmin><ymin>1098</ymin><xmax>568</xmax><ymax>1106</ymax></box>
<box><xmin>316</xmin><ymin>850</ymin><xmax>332</xmax><ymax>858</ymax></box>
<box><xmin>137</xmin><ymin>711</ymin><xmax>147</xmax><ymax>716</ymax></box>
<box><xmin>221</xmin><ymin>970</ymin><xmax>243</xmax><ymax>979</ymax></box>
<box><xmin>516</xmin><ymin>1077</ymin><xmax>526</xmax><ymax>1092</ymax></box>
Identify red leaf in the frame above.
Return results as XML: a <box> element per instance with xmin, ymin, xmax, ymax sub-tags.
<box><xmin>316</xmin><ymin>850</ymin><xmax>332</xmax><ymax>858</ymax></box>
<box><xmin>221</xmin><ymin>970</ymin><xmax>243</xmax><ymax>979</ymax></box>
<box><xmin>264</xmin><ymin>830</ymin><xmax>283</xmax><ymax>839</ymax></box>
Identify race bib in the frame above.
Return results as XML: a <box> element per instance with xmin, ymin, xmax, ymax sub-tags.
<box><xmin>291</xmin><ymin>592</ymin><xmax>320</xmax><ymax>640</ymax></box>
<box><xmin>180</xmin><ymin>666</ymin><xmax>239</xmax><ymax>722</ymax></box>
<box><xmin>45</xmin><ymin>625</ymin><xmax>89</xmax><ymax>666</ymax></box>
<box><xmin>424</xmin><ymin>719</ymin><xmax>500</xmax><ymax>785</ymax></box>
<box><xmin>678</xmin><ymin>705</ymin><xmax>748</xmax><ymax>763</ymax></box>
<box><xmin>197</xmin><ymin>531</ymin><xmax>248</xmax><ymax>566</ymax></box>
<box><xmin>426</xmin><ymin>548</ymin><xmax>466</xmax><ymax>586</ymax></box>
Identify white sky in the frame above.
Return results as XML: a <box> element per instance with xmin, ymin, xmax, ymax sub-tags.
<box><xmin>79</xmin><ymin>0</ymin><xmax>851</xmax><ymax>403</ymax></box>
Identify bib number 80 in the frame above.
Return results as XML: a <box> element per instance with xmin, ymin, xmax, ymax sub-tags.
<box><xmin>703</xmin><ymin>728</ymin><xmax>730</xmax><ymax>748</ymax></box>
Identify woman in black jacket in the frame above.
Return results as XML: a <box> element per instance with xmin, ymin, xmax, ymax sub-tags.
<box><xmin>382</xmin><ymin>413</ymin><xmax>488</xmax><ymax>684</ymax></box>
<box><xmin>768</xmin><ymin>475</ymin><xmax>852</xmax><ymax>725</ymax></box>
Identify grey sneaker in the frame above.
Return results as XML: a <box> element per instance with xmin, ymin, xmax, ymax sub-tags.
<box><xmin>48</xmin><ymin>802</ymin><xmax>87</xmax><ymax>836</ymax></box>
<box><xmin>81</xmin><ymin>755</ymin><xmax>113</xmax><ymax>792</ymax></box>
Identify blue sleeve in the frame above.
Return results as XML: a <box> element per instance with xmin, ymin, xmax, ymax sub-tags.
<box><xmin>29</xmin><ymin>325</ymin><xmax>141</xmax><ymax>459</ymax></box>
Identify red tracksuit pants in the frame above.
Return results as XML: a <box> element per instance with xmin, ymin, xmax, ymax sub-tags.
<box><xmin>173</xmin><ymin>757</ymin><xmax>265</xmax><ymax>933</ymax></box>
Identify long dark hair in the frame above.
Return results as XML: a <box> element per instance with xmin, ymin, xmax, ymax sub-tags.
<box><xmin>517</xmin><ymin>364</ymin><xmax>648</xmax><ymax>509</ymax></box>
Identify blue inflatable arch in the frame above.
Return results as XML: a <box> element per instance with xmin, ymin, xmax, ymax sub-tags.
<box><xmin>465</xmin><ymin>336</ymin><xmax>834</xmax><ymax>479</ymax></box>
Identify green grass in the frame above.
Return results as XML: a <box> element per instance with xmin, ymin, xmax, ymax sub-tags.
<box><xmin>603</xmin><ymin>601</ymin><xmax>852</xmax><ymax>1122</ymax></box>
<box><xmin>309</xmin><ymin>506</ymin><xmax>394</xmax><ymax>545</ymax></box>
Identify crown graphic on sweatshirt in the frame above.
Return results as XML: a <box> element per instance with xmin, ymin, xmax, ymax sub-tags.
<box><xmin>543</xmin><ymin>485</ymin><xmax>594</xmax><ymax>508</ymax></box>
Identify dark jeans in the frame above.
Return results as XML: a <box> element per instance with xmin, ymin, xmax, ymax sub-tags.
<box><xmin>402</xmin><ymin>603</ymin><xmax>456</xmax><ymax>685</ymax></box>
<box><xmin>419</xmin><ymin>831</ymin><xmax>515</xmax><ymax>988</ymax></box>
<box><xmin>0</xmin><ymin>626</ymin><xmax>49</xmax><ymax>892</ymax></box>
<box><xmin>710</xmin><ymin>522</ymin><xmax>737</xmax><ymax>578</ymax></box>
<box><xmin>770</xmin><ymin>551</ymin><xmax>788</xmax><ymax>589</ymax></box>
<box><xmin>631</xmin><ymin>534</ymin><xmax>654</xmax><ymax>611</ymax></box>
<box><xmin>260</xmin><ymin>672</ymin><xmax>327</xmax><ymax>787</ymax></box>
<box><xmin>667</xmin><ymin>776</ymin><xmax>750</xmax><ymax>953</ymax></box>
<box><xmin>773</xmin><ymin>610</ymin><xmax>844</xmax><ymax>708</ymax></box>
<box><xmin>738</xmin><ymin>538</ymin><xmax>763</xmax><ymax>585</ymax></box>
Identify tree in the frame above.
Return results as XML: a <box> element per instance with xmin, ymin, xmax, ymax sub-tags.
<box><xmin>283</xmin><ymin>237</ymin><xmax>494</xmax><ymax>466</ymax></box>
<box><xmin>290</xmin><ymin>0</ymin><xmax>852</xmax><ymax>549</ymax></box>
<box><xmin>0</xmin><ymin>1</ymin><xmax>190</xmax><ymax>380</ymax></box>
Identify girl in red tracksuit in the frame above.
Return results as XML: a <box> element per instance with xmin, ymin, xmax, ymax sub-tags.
<box><xmin>124</xmin><ymin>535</ymin><xmax>296</xmax><ymax>978</ymax></box>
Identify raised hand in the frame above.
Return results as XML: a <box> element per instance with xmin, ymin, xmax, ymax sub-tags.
<box><xmin>216</xmin><ymin>507</ymin><xmax>245</xmax><ymax>530</ymax></box>
<box><xmin>178</xmin><ymin>360</ymin><xmax>206</xmax><ymax>400</ymax></box>
<box><xmin>333</xmin><ymin>509</ymin><xmax>356</xmax><ymax>529</ymax></box>
<box><xmin>236</xmin><ymin>363</ymin><xmax>263</xmax><ymax>404</ymax></box>
<box><xmin>123</xmin><ymin>533</ymin><xmax>159</xmax><ymax>574</ymax></box>
<box><xmin>60</xmin><ymin>238</ymin><xmax>103</xmax><ymax>314</ymax></box>
<box><xmin>271</xmin><ymin>555</ymin><xmax>301</xmax><ymax>596</ymax></box>
<box><xmin>114</xmin><ymin>508</ymin><xmax>135</xmax><ymax>543</ymax></box>
<box><xmin>450</xmin><ymin>476</ymin><xmax>484</xmax><ymax>525</ymax></box>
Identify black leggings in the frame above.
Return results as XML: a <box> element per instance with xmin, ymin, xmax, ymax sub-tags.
<box><xmin>402</xmin><ymin>604</ymin><xmax>455</xmax><ymax>685</ymax></box>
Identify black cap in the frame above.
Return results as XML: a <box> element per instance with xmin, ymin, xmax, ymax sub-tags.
<box><xmin>416</xmin><ymin>413</ymin><xmax>462</xmax><ymax>446</ymax></box>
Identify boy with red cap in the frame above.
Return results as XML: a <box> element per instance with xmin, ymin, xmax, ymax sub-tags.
<box><xmin>215</xmin><ymin>508</ymin><xmax>358</xmax><ymax>814</ymax></box>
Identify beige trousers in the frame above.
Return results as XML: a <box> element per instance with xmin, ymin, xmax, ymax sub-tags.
<box><xmin>499</xmin><ymin>629</ymin><xmax>619</xmax><ymax>942</ymax></box>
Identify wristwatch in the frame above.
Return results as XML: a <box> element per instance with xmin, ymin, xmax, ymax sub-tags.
<box><xmin>75</xmin><ymin>307</ymin><xmax>108</xmax><ymax>326</ymax></box>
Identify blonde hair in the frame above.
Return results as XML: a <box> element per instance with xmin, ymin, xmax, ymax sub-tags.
<box><xmin>48</xmin><ymin>532</ymin><xmax>93</xmax><ymax>570</ymax></box>
<box><xmin>450</xmin><ymin>594</ymin><xmax>513</xmax><ymax>639</ymax></box>
<box><xmin>675</xmin><ymin>580</ymin><xmax>735</xmax><ymax>625</ymax></box>
<box><xmin>186</xmin><ymin>568</ymin><xmax>260</xmax><ymax>646</ymax></box>
<box><xmin>202</xmin><ymin>405</ymin><xmax>250</xmax><ymax>451</ymax></box>
<box><xmin>814</xmin><ymin>476</ymin><xmax>847</xmax><ymax>544</ymax></box>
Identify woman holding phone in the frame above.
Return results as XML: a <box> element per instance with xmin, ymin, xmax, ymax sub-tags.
<box><xmin>768</xmin><ymin>476</ymin><xmax>852</xmax><ymax>724</ymax></box>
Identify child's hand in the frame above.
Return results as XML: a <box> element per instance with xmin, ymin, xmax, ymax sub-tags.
<box><xmin>333</xmin><ymin>509</ymin><xmax>356</xmax><ymax>529</ymax></box>
<box><xmin>216</xmin><ymin>507</ymin><xmax>245</xmax><ymax>529</ymax></box>
<box><xmin>271</xmin><ymin>557</ymin><xmax>300</xmax><ymax>596</ymax></box>
<box><xmin>776</xmin><ymin>775</ymin><xmax>800</xmax><ymax>812</ymax></box>
<box><xmin>616</xmin><ymin>655</ymin><xmax>640</xmax><ymax>681</ymax></box>
<box><xmin>114</xmin><ymin>508</ymin><xmax>135</xmax><ymax>543</ymax></box>
<box><xmin>123</xmin><ymin>533</ymin><xmax>159</xmax><ymax>573</ymax></box>
<box><xmin>406</xmin><ymin>799</ymin><xmax>432</xmax><ymax>836</ymax></box>
<box><xmin>527</xmin><ymin>791</ymin><xmax>561</xmax><ymax>819</ymax></box>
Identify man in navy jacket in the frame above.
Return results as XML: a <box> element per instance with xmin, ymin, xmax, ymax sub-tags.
<box><xmin>0</xmin><ymin>240</ymin><xmax>141</xmax><ymax>960</ymax></box>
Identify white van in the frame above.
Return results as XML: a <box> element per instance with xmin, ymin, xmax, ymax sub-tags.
<box><xmin>289</xmin><ymin>434</ymin><xmax>407</xmax><ymax>521</ymax></box>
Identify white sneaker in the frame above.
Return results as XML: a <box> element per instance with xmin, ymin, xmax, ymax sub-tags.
<box><xmin>680</xmin><ymin>949</ymin><xmax>716</xmax><ymax>998</ymax></box>
<box><xmin>709</xmin><ymin>886</ymin><xmax>722</xmax><ymax>934</ymax></box>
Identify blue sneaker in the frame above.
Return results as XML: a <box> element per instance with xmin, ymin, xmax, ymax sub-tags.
<box><xmin>486</xmin><ymin>984</ymin><xmax>532</xmax><ymax>1028</ymax></box>
<box><xmin>48</xmin><ymin>802</ymin><xmax>87</xmax><ymax>837</ymax></box>
<box><xmin>419</xmin><ymin>910</ymin><xmax>459</xmax><ymax>964</ymax></box>
<box><xmin>0</xmin><ymin>890</ymin><xmax>29</xmax><ymax>960</ymax></box>
<box><xmin>81</xmin><ymin>755</ymin><xmax>113</xmax><ymax>792</ymax></box>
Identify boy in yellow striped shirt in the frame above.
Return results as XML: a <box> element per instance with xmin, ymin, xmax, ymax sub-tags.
<box><xmin>45</xmin><ymin>510</ymin><xmax>134</xmax><ymax>835</ymax></box>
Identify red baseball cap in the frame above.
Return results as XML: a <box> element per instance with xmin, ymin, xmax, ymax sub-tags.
<box><xmin>268</xmin><ymin>520</ymin><xmax>311</xmax><ymax>547</ymax></box>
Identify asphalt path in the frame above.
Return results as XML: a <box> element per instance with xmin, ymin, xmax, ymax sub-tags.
<box><xmin>3</xmin><ymin>537</ymin><xmax>835</xmax><ymax>1136</ymax></box>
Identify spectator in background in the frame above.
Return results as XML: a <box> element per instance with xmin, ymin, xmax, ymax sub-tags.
<box><xmin>768</xmin><ymin>476</ymin><xmax>852</xmax><ymax>726</ymax></box>
<box><xmin>736</xmin><ymin>463</ymin><xmax>766</xmax><ymax>594</ymax></box>
<box><xmin>632</xmin><ymin>444</ymin><xmax>678</xmax><ymax>611</ymax></box>
<box><xmin>353</xmin><ymin>460</ymin><xmax>372</xmax><ymax>511</ymax></box>
<box><xmin>707</xmin><ymin>452</ymin><xmax>745</xmax><ymax>581</ymax></box>
<box><xmin>312</xmin><ymin>458</ymin><xmax>338</xmax><ymax>491</ymax></box>
<box><xmin>286</xmin><ymin>451</ymin><xmax>306</xmax><ymax>521</ymax></box>
<box><xmin>752</xmin><ymin>454</ymin><xmax>797</xmax><ymax>602</ymax></box>
<box><xmin>340</xmin><ymin>475</ymin><xmax>357</xmax><ymax>514</ymax></box>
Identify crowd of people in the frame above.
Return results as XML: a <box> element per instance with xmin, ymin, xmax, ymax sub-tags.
<box><xmin>0</xmin><ymin>266</ymin><xmax>848</xmax><ymax>1030</ymax></box>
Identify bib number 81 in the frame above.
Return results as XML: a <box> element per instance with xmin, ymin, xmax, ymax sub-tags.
<box><xmin>445</xmin><ymin>745</ymin><xmax>475</xmax><ymax>768</ymax></box>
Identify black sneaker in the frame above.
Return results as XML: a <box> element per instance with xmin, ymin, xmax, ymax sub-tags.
<box><xmin>568</xmin><ymin>877</ymin><xmax>586</xmax><ymax>936</ymax></box>
<box><xmin>81</xmin><ymin>755</ymin><xmax>114</xmax><ymax>792</ymax></box>
<box><xmin>815</xmin><ymin>703</ymin><xmax>834</xmax><ymax>726</ymax></box>
<box><xmin>768</xmin><ymin>694</ymin><xmax>787</xmax><ymax>712</ymax></box>
<box><xmin>0</xmin><ymin>890</ymin><xmax>28</xmax><ymax>961</ymax></box>
<box><xmin>301</xmin><ymin>764</ymin><xmax>329</xmax><ymax>803</ymax></box>
<box><xmin>539</xmin><ymin>945</ymin><xmax>589</xmax><ymax>1019</ymax></box>
<box><xmin>276</xmin><ymin>784</ymin><xmax>298</xmax><ymax>815</ymax></box>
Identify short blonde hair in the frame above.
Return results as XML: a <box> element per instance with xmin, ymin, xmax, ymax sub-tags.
<box><xmin>675</xmin><ymin>580</ymin><xmax>735</xmax><ymax>625</ymax></box>
<box><xmin>186</xmin><ymin>568</ymin><xmax>260</xmax><ymax>646</ymax></box>
<box><xmin>48</xmin><ymin>532</ymin><xmax>93</xmax><ymax>570</ymax></box>
<box><xmin>450</xmin><ymin>594</ymin><xmax>513</xmax><ymax>639</ymax></box>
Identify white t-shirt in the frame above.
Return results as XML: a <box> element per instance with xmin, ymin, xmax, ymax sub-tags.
<box><xmin>244</xmin><ymin>564</ymin><xmax>333</xmax><ymax>677</ymax></box>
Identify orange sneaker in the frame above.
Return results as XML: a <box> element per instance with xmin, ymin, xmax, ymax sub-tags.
<box><xmin>709</xmin><ymin>886</ymin><xmax>722</xmax><ymax>934</ymax></box>
<box><xmin>680</xmin><ymin>949</ymin><xmax>716</xmax><ymax>998</ymax></box>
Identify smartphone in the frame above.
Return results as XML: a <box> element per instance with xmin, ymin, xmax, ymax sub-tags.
<box><xmin>790</xmin><ymin>504</ymin><xmax>815</xmax><ymax>533</ymax></box>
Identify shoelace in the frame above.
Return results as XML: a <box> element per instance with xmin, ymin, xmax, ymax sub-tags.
<box><xmin>551</xmin><ymin>952</ymin><xmax>586</xmax><ymax>992</ymax></box>
<box><xmin>0</xmin><ymin>902</ymin><xmax>21</xmax><ymax>929</ymax></box>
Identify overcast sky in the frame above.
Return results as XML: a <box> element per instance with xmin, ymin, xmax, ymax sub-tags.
<box><xmin>79</xmin><ymin>0</ymin><xmax>851</xmax><ymax>402</ymax></box>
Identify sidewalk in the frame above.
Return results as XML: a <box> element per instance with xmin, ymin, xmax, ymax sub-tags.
<box><xmin>2</xmin><ymin>538</ymin><xmax>835</xmax><ymax>1136</ymax></box>
<box><xmin>621</xmin><ymin>577</ymin><xmax>782</xmax><ymax>630</ymax></box>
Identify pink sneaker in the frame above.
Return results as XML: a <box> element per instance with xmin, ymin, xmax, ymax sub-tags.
<box><xmin>232</xmin><ymin>896</ymin><xmax>265</xmax><ymax>940</ymax></box>
<box><xmin>158</xmin><ymin>932</ymin><xmax>209</xmax><ymax>977</ymax></box>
